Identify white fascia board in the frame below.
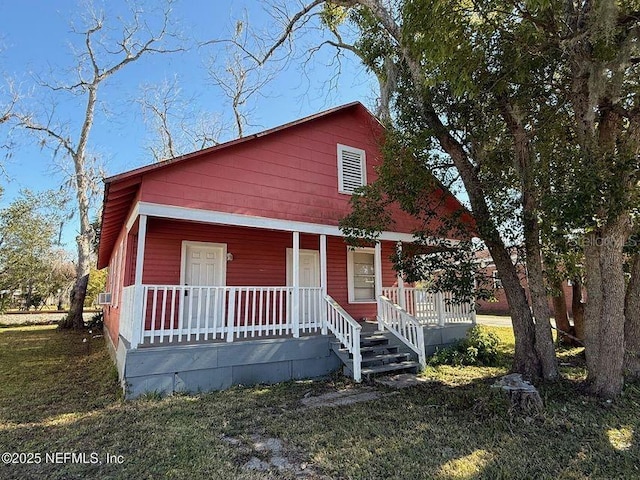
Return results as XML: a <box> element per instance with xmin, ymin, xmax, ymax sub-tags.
<box><xmin>125</xmin><ymin>202</ymin><xmax>141</xmax><ymax>232</ymax></box>
<box><xmin>135</xmin><ymin>201</ymin><xmax>459</xmax><ymax>245</ymax></box>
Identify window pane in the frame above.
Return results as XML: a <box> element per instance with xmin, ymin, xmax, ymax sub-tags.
<box><xmin>354</xmin><ymin>287</ymin><xmax>375</xmax><ymax>301</ymax></box>
<box><xmin>354</xmin><ymin>276</ymin><xmax>375</xmax><ymax>288</ymax></box>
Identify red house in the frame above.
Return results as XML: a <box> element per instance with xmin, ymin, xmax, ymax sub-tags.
<box><xmin>98</xmin><ymin>102</ymin><xmax>475</xmax><ymax>398</ymax></box>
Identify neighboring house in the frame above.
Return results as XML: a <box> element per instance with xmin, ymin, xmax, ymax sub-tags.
<box><xmin>97</xmin><ymin>102</ymin><xmax>476</xmax><ymax>398</ymax></box>
<box><xmin>475</xmin><ymin>248</ymin><xmax>575</xmax><ymax>316</ymax></box>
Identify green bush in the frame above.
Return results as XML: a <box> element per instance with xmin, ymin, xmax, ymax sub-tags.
<box><xmin>86</xmin><ymin>311</ymin><xmax>104</xmax><ymax>330</ymax></box>
<box><xmin>429</xmin><ymin>326</ymin><xmax>500</xmax><ymax>367</ymax></box>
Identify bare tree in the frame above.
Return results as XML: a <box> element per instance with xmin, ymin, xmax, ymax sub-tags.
<box><xmin>138</xmin><ymin>76</ymin><xmax>224</xmax><ymax>162</ymax></box>
<box><xmin>17</xmin><ymin>1</ymin><xmax>183</xmax><ymax>329</ymax></box>
<box><xmin>0</xmin><ymin>79</ymin><xmax>19</xmax><ymax>174</ymax></box>
<box><xmin>202</xmin><ymin>16</ymin><xmax>281</xmax><ymax>138</ymax></box>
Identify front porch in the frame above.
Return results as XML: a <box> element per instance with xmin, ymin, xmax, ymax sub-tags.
<box><xmin>111</xmin><ymin>285</ymin><xmax>475</xmax><ymax>398</ymax></box>
<box><xmin>107</xmin><ymin>204</ymin><xmax>475</xmax><ymax>397</ymax></box>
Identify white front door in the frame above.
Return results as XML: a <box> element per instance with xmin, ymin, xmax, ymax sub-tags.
<box><xmin>286</xmin><ymin>249</ymin><xmax>320</xmax><ymax>287</ymax></box>
<box><xmin>286</xmin><ymin>249</ymin><xmax>320</xmax><ymax>327</ymax></box>
<box><xmin>181</xmin><ymin>242</ymin><xmax>226</xmax><ymax>336</ymax></box>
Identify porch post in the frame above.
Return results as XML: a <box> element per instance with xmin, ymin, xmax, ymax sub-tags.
<box><xmin>131</xmin><ymin>214</ymin><xmax>147</xmax><ymax>349</ymax></box>
<box><xmin>436</xmin><ymin>291</ymin><xmax>446</xmax><ymax>327</ymax></box>
<box><xmin>292</xmin><ymin>231</ymin><xmax>300</xmax><ymax>338</ymax></box>
<box><xmin>471</xmin><ymin>277</ymin><xmax>477</xmax><ymax>324</ymax></box>
<box><xmin>320</xmin><ymin>234</ymin><xmax>328</xmax><ymax>335</ymax></box>
<box><xmin>396</xmin><ymin>241</ymin><xmax>406</xmax><ymax>310</ymax></box>
<box><xmin>374</xmin><ymin>242</ymin><xmax>383</xmax><ymax>329</ymax></box>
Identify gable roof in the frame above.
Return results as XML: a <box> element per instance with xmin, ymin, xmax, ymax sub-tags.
<box><xmin>98</xmin><ymin>102</ymin><xmax>380</xmax><ymax>268</ymax></box>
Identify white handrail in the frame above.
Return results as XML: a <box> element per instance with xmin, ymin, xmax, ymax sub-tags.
<box><xmin>323</xmin><ymin>294</ymin><xmax>362</xmax><ymax>382</ymax></box>
<box><xmin>377</xmin><ymin>295</ymin><xmax>426</xmax><ymax>369</ymax></box>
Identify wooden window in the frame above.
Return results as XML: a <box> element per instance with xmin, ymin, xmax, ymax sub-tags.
<box><xmin>492</xmin><ymin>270</ymin><xmax>503</xmax><ymax>289</ymax></box>
<box><xmin>347</xmin><ymin>247</ymin><xmax>376</xmax><ymax>303</ymax></box>
<box><xmin>337</xmin><ymin>144</ymin><xmax>366</xmax><ymax>194</ymax></box>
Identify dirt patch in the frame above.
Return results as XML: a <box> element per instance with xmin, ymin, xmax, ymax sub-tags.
<box><xmin>222</xmin><ymin>433</ymin><xmax>322</xmax><ymax>477</ymax></box>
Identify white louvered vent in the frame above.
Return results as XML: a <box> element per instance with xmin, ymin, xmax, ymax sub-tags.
<box><xmin>337</xmin><ymin>144</ymin><xmax>366</xmax><ymax>194</ymax></box>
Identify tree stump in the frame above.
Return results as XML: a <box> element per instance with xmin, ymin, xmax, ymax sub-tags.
<box><xmin>492</xmin><ymin>373</ymin><xmax>543</xmax><ymax>413</ymax></box>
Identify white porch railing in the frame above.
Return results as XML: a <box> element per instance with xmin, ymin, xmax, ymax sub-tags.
<box><xmin>324</xmin><ymin>294</ymin><xmax>362</xmax><ymax>382</ymax></box>
<box><xmin>382</xmin><ymin>287</ymin><xmax>475</xmax><ymax>325</ymax></box>
<box><xmin>377</xmin><ymin>295</ymin><xmax>426</xmax><ymax>369</ymax></box>
<box><xmin>119</xmin><ymin>285</ymin><xmax>323</xmax><ymax>346</ymax></box>
<box><xmin>120</xmin><ymin>285</ymin><xmax>136</xmax><ymax>344</ymax></box>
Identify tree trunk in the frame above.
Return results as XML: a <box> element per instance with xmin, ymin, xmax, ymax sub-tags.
<box><xmin>584</xmin><ymin>213</ymin><xmax>632</xmax><ymax>398</ymax></box>
<box><xmin>59</xmin><ymin>232</ymin><xmax>92</xmax><ymax>330</ymax></box>
<box><xmin>500</xmin><ymin>100</ymin><xmax>557</xmax><ymax>380</ymax></box>
<box><xmin>624</xmin><ymin>253</ymin><xmax>640</xmax><ymax>379</ymax></box>
<box><xmin>551</xmin><ymin>278</ymin><xmax>572</xmax><ymax>345</ymax></box>
<box><xmin>523</xmin><ymin>222</ymin><xmax>558</xmax><ymax>379</ymax></box>
<box><xmin>571</xmin><ymin>278</ymin><xmax>585</xmax><ymax>341</ymax></box>
<box><xmin>484</xmin><ymin>237</ymin><xmax>542</xmax><ymax>378</ymax></box>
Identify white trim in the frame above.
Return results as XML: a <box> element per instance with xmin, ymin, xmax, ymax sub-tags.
<box><xmin>125</xmin><ymin>202</ymin><xmax>140</xmax><ymax>232</ymax></box>
<box><xmin>319</xmin><ymin>235</ymin><xmax>327</xmax><ymax>296</ymax></box>
<box><xmin>320</xmin><ymin>234</ymin><xmax>328</xmax><ymax>335</ymax></box>
<box><xmin>337</xmin><ymin>144</ymin><xmax>367</xmax><ymax>194</ymax></box>
<box><xmin>374</xmin><ymin>243</ymin><xmax>383</xmax><ymax>300</ymax></box>
<box><xmin>179</xmin><ymin>241</ymin><xmax>228</xmax><ymax>286</ymax></box>
<box><xmin>347</xmin><ymin>246</ymin><xmax>377</xmax><ymax>304</ymax></box>
<box><xmin>134</xmin><ymin>215</ymin><xmax>147</xmax><ymax>286</ymax></box>
<box><xmin>292</xmin><ymin>232</ymin><xmax>300</xmax><ymax>338</ymax></box>
<box><xmin>135</xmin><ymin>201</ymin><xmax>459</xmax><ymax>245</ymax></box>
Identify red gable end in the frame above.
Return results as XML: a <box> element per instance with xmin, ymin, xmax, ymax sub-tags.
<box><xmin>98</xmin><ymin>102</ymin><xmax>471</xmax><ymax>268</ymax></box>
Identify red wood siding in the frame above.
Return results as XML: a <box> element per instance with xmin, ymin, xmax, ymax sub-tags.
<box><xmin>139</xmin><ymin>108</ymin><xmax>429</xmax><ymax>234</ymax></box>
<box><xmin>141</xmin><ymin>218</ymin><xmax>399</xmax><ymax>321</ymax></box>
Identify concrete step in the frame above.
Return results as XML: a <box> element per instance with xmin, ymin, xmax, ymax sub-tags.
<box><xmin>360</xmin><ymin>344</ymin><xmax>399</xmax><ymax>355</ymax></box>
<box><xmin>360</xmin><ymin>352</ymin><xmax>411</xmax><ymax>366</ymax></box>
<box><xmin>333</xmin><ymin>343</ymin><xmax>400</xmax><ymax>359</ymax></box>
<box><xmin>360</xmin><ymin>334</ymin><xmax>389</xmax><ymax>347</ymax></box>
<box><xmin>361</xmin><ymin>360</ymin><xmax>421</xmax><ymax>379</ymax></box>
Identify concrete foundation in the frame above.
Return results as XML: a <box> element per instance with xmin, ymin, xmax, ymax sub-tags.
<box><xmin>115</xmin><ymin>335</ymin><xmax>341</xmax><ymax>399</ymax></box>
<box><xmin>106</xmin><ymin>323</ymin><xmax>471</xmax><ymax>399</ymax></box>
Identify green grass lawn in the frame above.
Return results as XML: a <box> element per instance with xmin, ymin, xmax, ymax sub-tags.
<box><xmin>1</xmin><ymin>325</ymin><xmax>639</xmax><ymax>479</ymax></box>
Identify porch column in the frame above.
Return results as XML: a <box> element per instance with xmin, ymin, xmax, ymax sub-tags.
<box><xmin>374</xmin><ymin>242</ymin><xmax>383</xmax><ymax>329</ymax></box>
<box><xmin>292</xmin><ymin>231</ymin><xmax>300</xmax><ymax>338</ymax></box>
<box><xmin>320</xmin><ymin>234</ymin><xmax>327</xmax><ymax>335</ymax></box>
<box><xmin>131</xmin><ymin>214</ymin><xmax>147</xmax><ymax>349</ymax></box>
<box><xmin>436</xmin><ymin>291</ymin><xmax>446</xmax><ymax>327</ymax></box>
<box><xmin>396</xmin><ymin>241</ymin><xmax>406</xmax><ymax>310</ymax></box>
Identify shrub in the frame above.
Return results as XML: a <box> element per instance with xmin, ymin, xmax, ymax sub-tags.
<box><xmin>429</xmin><ymin>326</ymin><xmax>500</xmax><ymax>367</ymax></box>
<box><xmin>86</xmin><ymin>311</ymin><xmax>104</xmax><ymax>330</ymax></box>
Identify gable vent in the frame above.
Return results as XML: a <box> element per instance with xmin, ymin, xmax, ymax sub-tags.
<box><xmin>338</xmin><ymin>144</ymin><xmax>366</xmax><ymax>194</ymax></box>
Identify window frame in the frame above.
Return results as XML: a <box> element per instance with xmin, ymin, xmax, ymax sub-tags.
<box><xmin>492</xmin><ymin>270</ymin><xmax>503</xmax><ymax>289</ymax></box>
<box><xmin>337</xmin><ymin>144</ymin><xmax>367</xmax><ymax>195</ymax></box>
<box><xmin>346</xmin><ymin>246</ymin><xmax>377</xmax><ymax>304</ymax></box>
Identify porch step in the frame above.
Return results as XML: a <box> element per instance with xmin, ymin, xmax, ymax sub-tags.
<box><xmin>332</xmin><ymin>343</ymin><xmax>400</xmax><ymax>358</ymax></box>
<box><xmin>331</xmin><ymin>330</ymin><xmax>420</xmax><ymax>381</ymax></box>
<box><xmin>360</xmin><ymin>334</ymin><xmax>389</xmax><ymax>346</ymax></box>
<box><xmin>361</xmin><ymin>361</ymin><xmax>421</xmax><ymax>379</ymax></box>
<box><xmin>361</xmin><ymin>352</ymin><xmax>411</xmax><ymax>366</ymax></box>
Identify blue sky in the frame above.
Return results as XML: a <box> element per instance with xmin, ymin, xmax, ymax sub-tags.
<box><xmin>0</xmin><ymin>0</ymin><xmax>375</xmax><ymax>249</ymax></box>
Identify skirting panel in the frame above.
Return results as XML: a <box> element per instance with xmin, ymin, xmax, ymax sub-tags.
<box><xmin>119</xmin><ymin>335</ymin><xmax>341</xmax><ymax>398</ymax></box>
